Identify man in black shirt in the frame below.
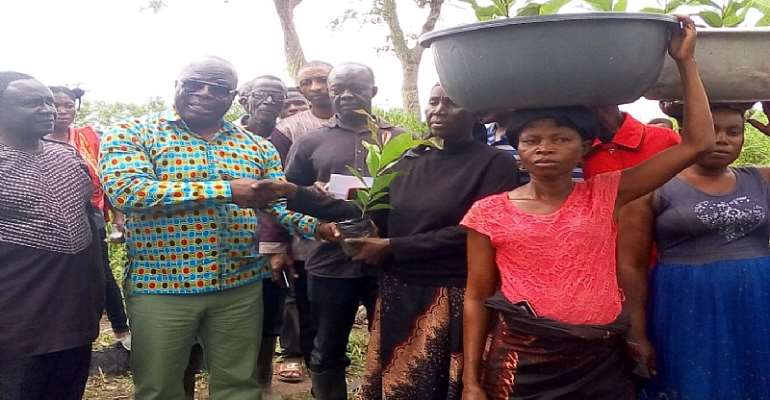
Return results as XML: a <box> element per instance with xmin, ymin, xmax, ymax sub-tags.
<box><xmin>0</xmin><ymin>72</ymin><xmax>104</xmax><ymax>400</ymax></box>
<box><xmin>285</xmin><ymin>62</ymin><xmax>399</xmax><ymax>399</ymax></box>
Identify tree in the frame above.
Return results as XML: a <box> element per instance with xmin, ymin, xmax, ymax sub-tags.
<box><xmin>371</xmin><ymin>0</ymin><xmax>446</xmax><ymax>115</ymax></box>
<box><xmin>272</xmin><ymin>0</ymin><xmax>308</xmax><ymax>80</ymax></box>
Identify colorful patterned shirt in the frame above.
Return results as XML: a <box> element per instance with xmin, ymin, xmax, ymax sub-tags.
<box><xmin>99</xmin><ymin>109</ymin><xmax>317</xmax><ymax>295</ymax></box>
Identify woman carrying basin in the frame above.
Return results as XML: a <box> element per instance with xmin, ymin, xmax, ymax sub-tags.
<box><xmin>460</xmin><ymin>16</ymin><xmax>713</xmax><ymax>399</ymax></box>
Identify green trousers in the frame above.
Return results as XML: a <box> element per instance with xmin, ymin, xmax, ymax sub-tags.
<box><xmin>126</xmin><ymin>282</ymin><xmax>263</xmax><ymax>400</ymax></box>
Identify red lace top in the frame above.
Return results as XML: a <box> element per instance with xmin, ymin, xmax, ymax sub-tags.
<box><xmin>461</xmin><ymin>172</ymin><xmax>623</xmax><ymax>325</ymax></box>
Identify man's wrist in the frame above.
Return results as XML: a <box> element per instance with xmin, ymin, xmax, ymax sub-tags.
<box><xmin>259</xmin><ymin>242</ymin><xmax>289</xmax><ymax>254</ymax></box>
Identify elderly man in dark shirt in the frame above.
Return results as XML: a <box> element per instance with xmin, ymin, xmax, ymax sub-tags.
<box><xmin>0</xmin><ymin>72</ymin><xmax>104</xmax><ymax>400</ymax></box>
<box><xmin>284</xmin><ymin>62</ymin><xmax>400</xmax><ymax>399</ymax></box>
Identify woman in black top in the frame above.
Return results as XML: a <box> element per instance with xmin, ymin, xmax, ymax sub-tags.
<box><xmin>264</xmin><ymin>84</ymin><xmax>520</xmax><ymax>400</ymax></box>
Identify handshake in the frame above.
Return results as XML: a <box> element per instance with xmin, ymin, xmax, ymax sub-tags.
<box><xmin>228</xmin><ymin>178</ymin><xmax>298</xmax><ymax>209</ymax></box>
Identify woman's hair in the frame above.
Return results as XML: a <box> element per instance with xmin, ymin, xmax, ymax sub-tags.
<box><xmin>506</xmin><ymin>106</ymin><xmax>600</xmax><ymax>148</ymax></box>
<box><xmin>49</xmin><ymin>86</ymin><xmax>85</xmax><ymax>109</ymax></box>
<box><xmin>710</xmin><ymin>103</ymin><xmax>750</xmax><ymax>121</ymax></box>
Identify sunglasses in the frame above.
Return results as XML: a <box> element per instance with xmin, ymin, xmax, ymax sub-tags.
<box><xmin>248</xmin><ymin>90</ymin><xmax>287</xmax><ymax>104</ymax></box>
<box><xmin>179</xmin><ymin>79</ymin><xmax>235</xmax><ymax>98</ymax></box>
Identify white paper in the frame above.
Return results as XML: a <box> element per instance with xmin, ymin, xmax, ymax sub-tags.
<box><xmin>328</xmin><ymin>173</ymin><xmax>373</xmax><ymax>200</ymax></box>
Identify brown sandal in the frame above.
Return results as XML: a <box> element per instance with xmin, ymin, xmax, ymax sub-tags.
<box><xmin>276</xmin><ymin>360</ymin><xmax>305</xmax><ymax>383</ymax></box>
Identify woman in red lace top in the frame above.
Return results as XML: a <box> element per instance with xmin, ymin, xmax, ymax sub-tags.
<box><xmin>460</xmin><ymin>16</ymin><xmax>714</xmax><ymax>400</ymax></box>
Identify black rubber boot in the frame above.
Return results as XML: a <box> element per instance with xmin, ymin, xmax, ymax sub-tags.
<box><xmin>310</xmin><ymin>367</ymin><xmax>348</xmax><ymax>400</ymax></box>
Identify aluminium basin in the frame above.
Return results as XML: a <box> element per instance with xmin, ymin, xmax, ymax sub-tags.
<box><xmin>419</xmin><ymin>13</ymin><xmax>679</xmax><ymax>111</ymax></box>
<box><xmin>645</xmin><ymin>28</ymin><xmax>770</xmax><ymax>103</ymax></box>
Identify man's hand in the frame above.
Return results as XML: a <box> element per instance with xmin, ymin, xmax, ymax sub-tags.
<box><xmin>669</xmin><ymin>15</ymin><xmax>697</xmax><ymax>63</ymax></box>
<box><xmin>252</xmin><ymin>180</ymin><xmax>298</xmax><ymax>200</ymax></box>
<box><xmin>316</xmin><ymin>222</ymin><xmax>341</xmax><ymax>242</ymax></box>
<box><xmin>344</xmin><ymin>237</ymin><xmax>390</xmax><ymax>265</ymax></box>
<box><xmin>749</xmin><ymin>101</ymin><xmax>770</xmax><ymax>136</ymax></box>
<box><xmin>230</xmin><ymin>179</ymin><xmax>294</xmax><ymax>208</ymax></box>
<box><xmin>269</xmin><ymin>253</ymin><xmax>296</xmax><ymax>289</ymax></box>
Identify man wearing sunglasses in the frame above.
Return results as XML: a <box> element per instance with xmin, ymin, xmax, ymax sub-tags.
<box><xmin>99</xmin><ymin>57</ymin><xmax>320</xmax><ymax>400</ymax></box>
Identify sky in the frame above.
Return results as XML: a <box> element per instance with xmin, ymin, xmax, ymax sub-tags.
<box><xmin>0</xmin><ymin>0</ymin><xmax>751</xmax><ymax>121</ymax></box>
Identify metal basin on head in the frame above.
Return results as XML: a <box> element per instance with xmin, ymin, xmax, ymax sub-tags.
<box><xmin>645</xmin><ymin>28</ymin><xmax>770</xmax><ymax>103</ymax></box>
<box><xmin>420</xmin><ymin>13</ymin><xmax>679</xmax><ymax>111</ymax></box>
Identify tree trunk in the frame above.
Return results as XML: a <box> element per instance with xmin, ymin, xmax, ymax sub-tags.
<box><xmin>272</xmin><ymin>0</ymin><xmax>307</xmax><ymax>81</ymax></box>
<box><xmin>401</xmin><ymin>54</ymin><xmax>422</xmax><ymax>116</ymax></box>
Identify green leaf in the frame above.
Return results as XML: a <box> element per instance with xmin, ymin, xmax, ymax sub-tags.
<box><xmin>540</xmin><ymin>0</ymin><xmax>572</xmax><ymax>14</ymax></box>
<box><xmin>583</xmin><ymin>0</ymin><xmax>612</xmax><ymax>11</ymax></box>
<box><xmin>516</xmin><ymin>2</ymin><xmax>543</xmax><ymax>16</ymax></box>
<box><xmin>698</xmin><ymin>10</ymin><xmax>724</xmax><ymax>26</ymax></box>
<box><xmin>361</xmin><ymin>141</ymin><xmax>381</xmax><ymax>178</ymax></box>
<box><xmin>723</xmin><ymin>13</ymin><xmax>745</xmax><ymax>26</ymax></box>
<box><xmin>371</xmin><ymin>172</ymin><xmax>400</xmax><ymax>194</ymax></box>
<box><xmin>666</xmin><ymin>0</ymin><xmax>689</xmax><ymax>13</ymax></box>
<box><xmin>688</xmin><ymin>0</ymin><xmax>721</xmax><ymax>8</ymax></box>
<box><xmin>475</xmin><ymin>5</ymin><xmax>499</xmax><ymax>20</ymax></box>
<box><xmin>753</xmin><ymin>0</ymin><xmax>770</xmax><ymax>13</ymax></box>
<box><xmin>368</xmin><ymin>191</ymin><xmax>389</xmax><ymax>203</ymax></box>
<box><xmin>640</xmin><ymin>6</ymin><xmax>666</xmax><ymax>12</ymax></box>
<box><xmin>613</xmin><ymin>0</ymin><xmax>628</xmax><ymax>11</ymax></box>
<box><xmin>491</xmin><ymin>0</ymin><xmax>515</xmax><ymax>16</ymax></box>
<box><xmin>378</xmin><ymin>133</ymin><xmax>419</xmax><ymax>173</ymax></box>
<box><xmin>345</xmin><ymin>165</ymin><xmax>369</xmax><ymax>187</ymax></box>
<box><xmin>757</xmin><ymin>15</ymin><xmax>770</xmax><ymax>26</ymax></box>
<box><xmin>367</xmin><ymin>203</ymin><xmax>394</xmax><ymax>211</ymax></box>
<box><xmin>355</xmin><ymin>189</ymin><xmax>370</xmax><ymax>211</ymax></box>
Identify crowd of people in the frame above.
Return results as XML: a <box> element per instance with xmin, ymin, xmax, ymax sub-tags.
<box><xmin>3</xmin><ymin>15</ymin><xmax>770</xmax><ymax>400</ymax></box>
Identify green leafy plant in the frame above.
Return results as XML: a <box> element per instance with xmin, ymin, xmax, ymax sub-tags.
<box><xmin>735</xmin><ymin>109</ymin><xmax>770</xmax><ymax>165</ymax></box>
<box><xmin>639</xmin><ymin>0</ymin><xmax>690</xmax><ymax>13</ymax></box>
<box><xmin>582</xmin><ymin>0</ymin><xmax>628</xmax><ymax>11</ymax></box>
<box><xmin>460</xmin><ymin>0</ymin><xmax>572</xmax><ymax>20</ymax></box>
<box><xmin>345</xmin><ymin>112</ymin><xmax>433</xmax><ymax>217</ymax></box>
<box><xmin>686</xmin><ymin>0</ymin><xmax>756</xmax><ymax>27</ymax></box>
<box><xmin>373</xmin><ymin>107</ymin><xmax>429</xmax><ymax>138</ymax></box>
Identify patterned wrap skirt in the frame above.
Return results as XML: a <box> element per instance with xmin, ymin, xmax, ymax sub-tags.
<box><xmin>357</xmin><ymin>272</ymin><xmax>464</xmax><ymax>400</ymax></box>
<box><xmin>482</xmin><ymin>292</ymin><xmax>635</xmax><ymax>400</ymax></box>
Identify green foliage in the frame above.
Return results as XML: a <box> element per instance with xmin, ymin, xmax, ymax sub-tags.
<box><xmin>460</xmin><ymin>0</ymin><xmax>571</xmax><ymax>19</ymax></box>
<box><xmin>640</xmin><ymin>0</ymin><xmax>689</xmax><ymax>13</ymax></box>
<box><xmin>735</xmin><ymin>111</ymin><xmax>770</xmax><ymax>166</ymax></box>
<box><xmin>687</xmin><ymin>0</ymin><xmax>756</xmax><ymax>27</ymax></box>
<box><xmin>76</xmin><ymin>98</ymin><xmax>245</xmax><ymax>132</ymax></box>
<box><xmin>348</xmin><ymin>111</ymin><xmax>433</xmax><ymax>217</ymax></box>
<box><xmin>76</xmin><ymin>98</ymin><xmax>166</xmax><ymax>131</ymax></box>
<box><xmin>373</xmin><ymin>107</ymin><xmax>429</xmax><ymax>138</ymax></box>
<box><xmin>583</xmin><ymin>0</ymin><xmax>628</xmax><ymax>11</ymax></box>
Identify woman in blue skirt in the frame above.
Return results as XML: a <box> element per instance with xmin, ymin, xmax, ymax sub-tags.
<box><xmin>639</xmin><ymin>104</ymin><xmax>770</xmax><ymax>399</ymax></box>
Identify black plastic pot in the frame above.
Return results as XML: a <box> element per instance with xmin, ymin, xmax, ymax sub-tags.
<box><xmin>336</xmin><ymin>217</ymin><xmax>378</xmax><ymax>257</ymax></box>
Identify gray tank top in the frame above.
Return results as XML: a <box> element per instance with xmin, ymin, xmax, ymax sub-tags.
<box><xmin>654</xmin><ymin>167</ymin><xmax>770</xmax><ymax>265</ymax></box>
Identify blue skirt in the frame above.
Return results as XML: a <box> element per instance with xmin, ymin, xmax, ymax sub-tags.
<box><xmin>641</xmin><ymin>255</ymin><xmax>770</xmax><ymax>400</ymax></box>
